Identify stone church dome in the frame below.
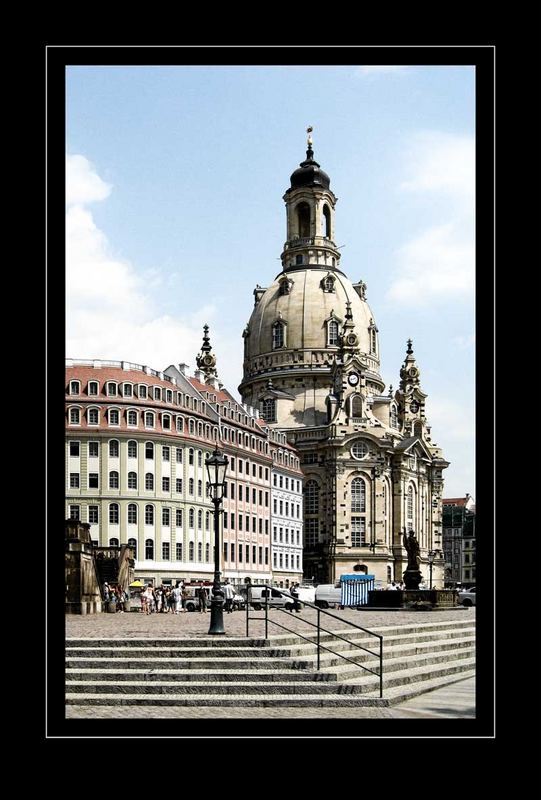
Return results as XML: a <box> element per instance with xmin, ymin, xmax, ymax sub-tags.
<box><xmin>245</xmin><ymin>268</ymin><xmax>379</xmax><ymax>367</ymax></box>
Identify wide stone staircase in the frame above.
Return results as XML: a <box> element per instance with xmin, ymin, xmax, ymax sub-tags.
<box><xmin>65</xmin><ymin>618</ymin><xmax>475</xmax><ymax>709</ymax></box>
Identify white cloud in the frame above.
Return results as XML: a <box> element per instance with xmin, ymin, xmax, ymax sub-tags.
<box><xmin>386</xmin><ymin>131</ymin><xmax>475</xmax><ymax>307</ymax></box>
<box><xmin>66</xmin><ymin>154</ymin><xmax>242</xmax><ymax>396</ymax></box>
<box><xmin>66</xmin><ymin>154</ymin><xmax>112</xmax><ymax>206</ymax></box>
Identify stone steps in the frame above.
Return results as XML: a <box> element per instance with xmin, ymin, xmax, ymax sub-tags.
<box><xmin>65</xmin><ymin>619</ymin><xmax>475</xmax><ymax>709</ymax></box>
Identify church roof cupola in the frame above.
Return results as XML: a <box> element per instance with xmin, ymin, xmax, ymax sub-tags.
<box><xmin>195</xmin><ymin>324</ymin><xmax>218</xmax><ymax>380</ymax></box>
<box><xmin>288</xmin><ymin>127</ymin><xmax>331</xmax><ymax>191</ymax></box>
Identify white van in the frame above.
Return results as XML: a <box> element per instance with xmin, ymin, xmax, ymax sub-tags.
<box><xmin>247</xmin><ymin>586</ymin><xmax>292</xmax><ymax>610</ymax></box>
<box><xmin>314</xmin><ymin>583</ymin><xmax>342</xmax><ymax>609</ymax></box>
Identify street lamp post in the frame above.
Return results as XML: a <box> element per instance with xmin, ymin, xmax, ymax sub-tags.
<box><xmin>427</xmin><ymin>549</ymin><xmax>439</xmax><ymax>590</ymax></box>
<box><xmin>205</xmin><ymin>447</ymin><xmax>229</xmax><ymax>635</ymax></box>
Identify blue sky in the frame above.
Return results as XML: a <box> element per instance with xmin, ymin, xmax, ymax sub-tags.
<box><xmin>66</xmin><ymin>64</ymin><xmax>475</xmax><ymax>497</ymax></box>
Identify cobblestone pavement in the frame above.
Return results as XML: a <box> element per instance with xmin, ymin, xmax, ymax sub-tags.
<box><xmin>66</xmin><ymin>606</ymin><xmax>474</xmax><ymax>638</ymax></box>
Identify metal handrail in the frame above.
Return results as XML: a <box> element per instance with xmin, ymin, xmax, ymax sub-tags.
<box><xmin>245</xmin><ymin>587</ymin><xmax>383</xmax><ymax>698</ymax></box>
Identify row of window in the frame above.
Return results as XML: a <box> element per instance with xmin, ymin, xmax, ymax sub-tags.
<box><xmin>69</xmin><ymin>440</ymin><xmax>212</xmax><ymax>466</ymax></box>
<box><xmin>70</xmin><ymin>504</ymin><xmax>210</xmax><ymax>528</ymax></box>
<box><xmin>94</xmin><ymin>536</ymin><xmax>271</xmax><ymax>566</ymax></box>
<box><xmin>273</xmin><ymin>552</ymin><xmax>301</xmax><ymax>570</ymax></box>
<box><xmin>68</xmin><ymin>440</ymin><xmax>274</xmax><ymax>480</ymax></box>
<box><xmin>68</xmin><ymin>379</ymin><xmax>206</xmax><ymax>412</ymax></box>
<box><xmin>269</xmin><ymin>319</ymin><xmax>377</xmax><ymax>354</ymax></box>
<box><xmin>67</xmin><ymin>406</ymin><xmax>217</xmax><ymax>437</ymax></box>
<box><xmin>223</xmin><ymin>483</ymin><xmax>269</xmax><ymax>505</ymax></box>
<box><xmin>272</xmin><ymin>498</ymin><xmax>302</xmax><ymax>518</ymax></box>
<box><xmin>69</xmin><ymin>472</ymin><xmax>208</xmax><ymax>495</ymax></box>
<box><xmin>222</xmin><ymin>542</ymin><xmax>269</xmax><ymax>565</ymax></box>
<box><xmin>272</xmin><ymin>474</ymin><xmax>301</xmax><ymax>492</ymax></box>
<box><xmin>222</xmin><ymin>513</ymin><xmax>270</xmax><ymax>535</ymax></box>
<box><xmin>69</xmin><ymin>503</ymin><xmax>272</xmax><ymax>536</ymax></box>
<box><xmin>273</xmin><ymin>527</ymin><xmax>302</xmax><ymax>545</ymax></box>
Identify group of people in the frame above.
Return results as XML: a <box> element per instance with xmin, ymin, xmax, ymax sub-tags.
<box><xmin>139</xmin><ymin>583</ymin><xmax>188</xmax><ymax>614</ymax></box>
<box><xmin>102</xmin><ymin>582</ymin><xmax>129</xmax><ymax>612</ymax></box>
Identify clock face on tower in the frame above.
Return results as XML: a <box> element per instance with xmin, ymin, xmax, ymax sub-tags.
<box><xmin>348</xmin><ymin>373</ymin><xmax>359</xmax><ymax>387</ymax></box>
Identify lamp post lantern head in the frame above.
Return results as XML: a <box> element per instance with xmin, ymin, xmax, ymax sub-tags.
<box><xmin>205</xmin><ymin>448</ymin><xmax>229</xmax><ymax>501</ymax></box>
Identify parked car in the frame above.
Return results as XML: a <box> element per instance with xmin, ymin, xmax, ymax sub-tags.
<box><xmin>458</xmin><ymin>587</ymin><xmax>476</xmax><ymax>606</ymax></box>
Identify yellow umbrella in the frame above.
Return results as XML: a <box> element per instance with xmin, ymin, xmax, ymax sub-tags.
<box><xmin>129</xmin><ymin>580</ymin><xmax>144</xmax><ymax>587</ymax></box>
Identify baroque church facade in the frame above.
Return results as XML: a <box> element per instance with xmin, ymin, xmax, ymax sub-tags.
<box><xmin>239</xmin><ymin>134</ymin><xmax>449</xmax><ymax>587</ymax></box>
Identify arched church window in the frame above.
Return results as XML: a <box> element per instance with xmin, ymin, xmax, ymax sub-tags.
<box><xmin>323</xmin><ymin>204</ymin><xmax>331</xmax><ymax>238</ymax></box>
<box><xmin>272</xmin><ymin>322</ymin><xmax>285</xmax><ymax>349</ymax></box>
<box><xmin>351</xmin><ymin>394</ymin><xmax>363</xmax><ymax>418</ymax></box>
<box><xmin>370</xmin><ymin>327</ymin><xmax>377</xmax><ymax>354</ymax></box>
<box><xmin>407</xmin><ymin>484</ymin><xmax>415</xmax><ymax>530</ymax></box>
<box><xmin>304</xmin><ymin>480</ymin><xmax>319</xmax><ymax>515</ymax></box>
<box><xmin>351</xmin><ymin>477</ymin><xmax>366</xmax><ymax>513</ymax></box>
<box><xmin>327</xmin><ymin>319</ymin><xmax>339</xmax><ymax>346</ymax></box>
<box><xmin>296</xmin><ymin>202</ymin><xmax>310</xmax><ymax>238</ymax></box>
<box><xmin>390</xmin><ymin>404</ymin><xmax>398</xmax><ymax>429</ymax></box>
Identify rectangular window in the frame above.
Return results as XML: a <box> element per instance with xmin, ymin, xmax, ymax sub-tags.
<box><xmin>162</xmin><ymin>477</ymin><xmax>170</xmax><ymax>492</ymax></box>
<box><xmin>239</xmin><ymin>515</ymin><xmax>243</xmax><ymax>531</ymax></box>
<box><xmin>107</xmin><ymin>382</ymin><xmax>117</xmax><ymax>396</ymax></box>
<box><xmin>239</xmin><ymin>485</ymin><xmax>243</xmax><ymax>501</ymax></box>
<box><xmin>176</xmin><ymin>478</ymin><xmax>183</xmax><ymax>493</ymax></box>
<box><xmin>265</xmin><ymin>520</ymin><xmax>269</xmax><ymax>535</ymax></box>
<box><xmin>89</xmin><ymin>441</ymin><xmax>99</xmax><ymax>457</ymax></box>
<box><xmin>69</xmin><ymin>408</ymin><xmax>80</xmax><ymax>424</ymax></box>
<box><xmin>176</xmin><ymin>447</ymin><xmax>183</xmax><ymax>463</ymax></box>
<box><xmin>239</xmin><ymin>544</ymin><xmax>243</xmax><ymax>563</ymax></box>
<box><xmin>259</xmin><ymin>518</ymin><xmax>262</xmax><ymax>534</ymax></box>
<box><xmin>138</xmin><ymin>385</ymin><xmax>147</xmax><ymax>399</ymax></box>
<box><xmin>238</xmin><ymin>460</ymin><xmax>243</xmax><ymax>473</ymax></box>
<box><xmin>230</xmin><ymin>457</ymin><xmax>235</xmax><ymax>471</ymax></box>
<box><xmin>223</xmin><ymin>512</ymin><xmax>228</xmax><ymax>529</ymax></box>
<box><xmin>88</xmin><ymin>381</ymin><xmax>98</xmax><ymax>396</ymax></box>
<box><xmin>253</xmin><ymin>488</ymin><xmax>257</xmax><ymax>504</ymax></box>
<box><xmin>245</xmin><ymin>545</ymin><xmax>249</xmax><ymax>563</ymax></box>
<box><xmin>259</xmin><ymin>466</ymin><xmax>262</xmax><ymax>479</ymax></box>
<box><xmin>230</xmin><ymin>484</ymin><xmax>235</xmax><ymax>500</ymax></box>
<box><xmin>88</xmin><ymin>473</ymin><xmax>99</xmax><ymax>489</ymax></box>
<box><xmin>252</xmin><ymin>517</ymin><xmax>256</xmax><ymax>533</ymax></box>
<box><xmin>265</xmin><ymin>547</ymin><xmax>269</xmax><ymax>565</ymax></box>
<box><xmin>351</xmin><ymin>517</ymin><xmax>366</xmax><ymax>547</ymax></box>
<box><xmin>69</xmin><ymin>473</ymin><xmax>80</xmax><ymax>488</ymax></box>
<box><xmin>109</xmin><ymin>409</ymin><xmax>119</xmax><ymax>425</ymax></box>
<box><xmin>69</xmin><ymin>441</ymin><xmax>80</xmax><ymax>457</ymax></box>
<box><xmin>162</xmin><ymin>542</ymin><xmax>170</xmax><ymax>560</ymax></box>
<box><xmin>231</xmin><ymin>513</ymin><xmax>235</xmax><ymax>530</ymax></box>
<box><xmin>162</xmin><ymin>508</ymin><xmax>170</xmax><ymax>526</ymax></box>
<box><xmin>279</xmin><ymin>476</ymin><xmax>283</xmax><ymax>488</ymax></box>
<box><xmin>69</xmin><ymin>505</ymin><xmax>80</xmax><ymax>520</ymax></box>
<box><xmin>176</xmin><ymin>542</ymin><xmax>183</xmax><ymax>560</ymax></box>
<box><xmin>162</xmin><ymin>415</ymin><xmax>171</xmax><ymax>430</ymax></box>
<box><xmin>259</xmin><ymin>546</ymin><xmax>262</xmax><ymax>564</ymax></box>
<box><xmin>279</xmin><ymin>553</ymin><xmax>283</xmax><ymax>568</ymax></box>
<box><xmin>162</xmin><ymin>446</ymin><xmax>170</xmax><ymax>461</ymax></box>
<box><xmin>273</xmin><ymin>553</ymin><xmax>277</xmax><ymax>568</ymax></box>
<box><xmin>273</xmin><ymin>499</ymin><xmax>277</xmax><ymax>513</ymax></box>
<box><xmin>88</xmin><ymin>505</ymin><xmax>99</xmax><ymax>523</ymax></box>
<box><xmin>253</xmin><ymin>545</ymin><xmax>257</xmax><ymax>563</ymax></box>
<box><xmin>259</xmin><ymin>490</ymin><xmax>263</xmax><ymax>505</ymax></box>
<box><xmin>265</xmin><ymin>469</ymin><xmax>269</xmax><ymax>481</ymax></box>
<box><xmin>305</xmin><ymin>519</ymin><xmax>319</xmax><ymax>548</ymax></box>
<box><xmin>230</xmin><ymin>543</ymin><xmax>235</xmax><ymax>562</ymax></box>
<box><xmin>176</xmin><ymin>509</ymin><xmax>183</xmax><ymax>526</ymax></box>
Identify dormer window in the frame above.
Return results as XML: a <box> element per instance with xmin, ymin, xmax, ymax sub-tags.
<box><xmin>278</xmin><ymin>276</ymin><xmax>293</xmax><ymax>296</ymax></box>
<box><xmin>88</xmin><ymin>381</ymin><xmax>99</xmax><ymax>396</ymax></box>
<box><xmin>321</xmin><ymin>273</ymin><xmax>336</xmax><ymax>293</ymax></box>
<box><xmin>106</xmin><ymin>382</ymin><xmax>117</xmax><ymax>397</ymax></box>
<box><xmin>69</xmin><ymin>380</ymin><xmax>80</xmax><ymax>395</ymax></box>
<box><xmin>153</xmin><ymin>387</ymin><xmax>161</xmax><ymax>401</ymax></box>
<box><xmin>122</xmin><ymin>383</ymin><xmax>133</xmax><ymax>397</ymax></box>
<box><xmin>138</xmin><ymin>384</ymin><xmax>147</xmax><ymax>399</ymax></box>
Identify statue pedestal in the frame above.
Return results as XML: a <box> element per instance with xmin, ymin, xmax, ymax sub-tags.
<box><xmin>367</xmin><ymin>589</ymin><xmax>460</xmax><ymax>610</ymax></box>
<box><xmin>403</xmin><ymin>569</ymin><xmax>423</xmax><ymax>590</ymax></box>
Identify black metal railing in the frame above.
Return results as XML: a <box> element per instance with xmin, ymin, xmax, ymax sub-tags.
<box><xmin>245</xmin><ymin>588</ymin><xmax>383</xmax><ymax>697</ymax></box>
